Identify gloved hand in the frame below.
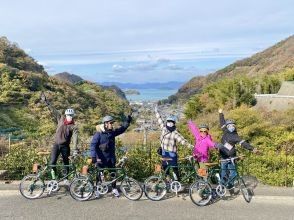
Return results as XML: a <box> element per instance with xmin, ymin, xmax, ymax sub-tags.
<box><xmin>188</xmin><ymin>144</ymin><xmax>194</xmax><ymax>149</ymax></box>
<box><xmin>92</xmin><ymin>157</ymin><xmax>97</xmax><ymax>164</ymax></box>
<box><xmin>127</xmin><ymin>115</ymin><xmax>132</xmax><ymax>123</ymax></box>
<box><xmin>218</xmin><ymin>108</ymin><xmax>223</xmax><ymax>114</ymax></box>
<box><xmin>73</xmin><ymin>149</ymin><xmax>79</xmax><ymax>157</ymax></box>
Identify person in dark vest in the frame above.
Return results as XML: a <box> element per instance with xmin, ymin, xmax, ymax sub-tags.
<box><xmin>90</xmin><ymin>114</ymin><xmax>132</xmax><ymax>197</ymax></box>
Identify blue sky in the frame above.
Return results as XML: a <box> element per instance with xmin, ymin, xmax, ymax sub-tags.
<box><xmin>0</xmin><ymin>0</ymin><xmax>293</xmax><ymax>83</ymax></box>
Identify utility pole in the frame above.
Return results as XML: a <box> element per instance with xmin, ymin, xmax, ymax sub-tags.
<box><xmin>8</xmin><ymin>133</ymin><xmax>11</xmax><ymax>153</ymax></box>
<box><xmin>143</xmin><ymin>119</ymin><xmax>147</xmax><ymax>146</ymax></box>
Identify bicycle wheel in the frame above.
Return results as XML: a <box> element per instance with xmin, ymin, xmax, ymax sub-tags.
<box><xmin>120</xmin><ymin>177</ymin><xmax>143</xmax><ymax>201</ymax></box>
<box><xmin>19</xmin><ymin>174</ymin><xmax>45</xmax><ymax>199</ymax></box>
<box><xmin>189</xmin><ymin>180</ymin><xmax>212</xmax><ymax>206</ymax></box>
<box><xmin>144</xmin><ymin>176</ymin><xmax>167</xmax><ymax>201</ymax></box>
<box><xmin>69</xmin><ymin>177</ymin><xmax>94</xmax><ymax>201</ymax></box>
<box><xmin>239</xmin><ymin>177</ymin><xmax>252</xmax><ymax>203</ymax></box>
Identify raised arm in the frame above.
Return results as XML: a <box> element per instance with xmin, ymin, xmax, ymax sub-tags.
<box><xmin>155</xmin><ymin>105</ymin><xmax>164</xmax><ymax>129</ymax></box>
<box><xmin>113</xmin><ymin>115</ymin><xmax>132</xmax><ymax>136</ymax></box>
<box><xmin>188</xmin><ymin>120</ymin><xmax>201</xmax><ymax>141</ymax></box>
<box><xmin>40</xmin><ymin>92</ymin><xmax>62</xmax><ymax>123</ymax></box>
<box><xmin>218</xmin><ymin>109</ymin><xmax>226</xmax><ymax>130</ymax></box>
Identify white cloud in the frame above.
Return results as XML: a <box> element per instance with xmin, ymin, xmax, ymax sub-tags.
<box><xmin>112</xmin><ymin>64</ymin><xmax>128</xmax><ymax>72</ymax></box>
<box><xmin>165</xmin><ymin>64</ymin><xmax>183</xmax><ymax>70</ymax></box>
<box><xmin>1</xmin><ymin>0</ymin><xmax>292</xmax><ymax>83</ymax></box>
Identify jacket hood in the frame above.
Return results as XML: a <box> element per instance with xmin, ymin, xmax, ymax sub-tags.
<box><xmin>96</xmin><ymin>124</ymin><xmax>105</xmax><ymax>132</ymax></box>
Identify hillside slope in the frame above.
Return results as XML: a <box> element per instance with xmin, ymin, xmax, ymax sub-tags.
<box><xmin>169</xmin><ymin>35</ymin><xmax>294</xmax><ymax>103</ymax></box>
<box><xmin>0</xmin><ymin>37</ymin><xmax>130</xmax><ymax>140</ymax></box>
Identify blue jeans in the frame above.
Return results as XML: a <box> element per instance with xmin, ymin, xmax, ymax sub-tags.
<box><xmin>220</xmin><ymin>161</ymin><xmax>237</xmax><ymax>188</ymax></box>
<box><xmin>161</xmin><ymin>150</ymin><xmax>179</xmax><ymax>180</ymax></box>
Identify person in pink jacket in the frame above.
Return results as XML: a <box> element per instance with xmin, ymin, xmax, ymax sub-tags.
<box><xmin>188</xmin><ymin>120</ymin><xmax>219</xmax><ymax>168</ymax></box>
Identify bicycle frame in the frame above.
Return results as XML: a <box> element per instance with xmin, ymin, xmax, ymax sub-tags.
<box><xmin>86</xmin><ymin>166</ymin><xmax>128</xmax><ymax>186</ymax></box>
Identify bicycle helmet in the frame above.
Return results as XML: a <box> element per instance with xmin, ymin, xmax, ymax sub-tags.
<box><xmin>225</xmin><ymin>119</ymin><xmax>235</xmax><ymax>126</ymax></box>
<box><xmin>199</xmin><ymin>124</ymin><xmax>209</xmax><ymax>132</ymax></box>
<box><xmin>102</xmin><ymin>115</ymin><xmax>115</xmax><ymax>123</ymax></box>
<box><xmin>65</xmin><ymin>108</ymin><xmax>75</xmax><ymax>116</ymax></box>
<box><xmin>166</xmin><ymin>115</ymin><xmax>177</xmax><ymax>123</ymax></box>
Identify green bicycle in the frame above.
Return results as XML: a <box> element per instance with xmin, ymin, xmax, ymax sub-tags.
<box><xmin>189</xmin><ymin>156</ymin><xmax>253</xmax><ymax>206</ymax></box>
<box><xmin>69</xmin><ymin>152</ymin><xmax>143</xmax><ymax>201</ymax></box>
<box><xmin>144</xmin><ymin>155</ymin><xmax>199</xmax><ymax>201</ymax></box>
<box><xmin>19</xmin><ymin>151</ymin><xmax>81</xmax><ymax>199</ymax></box>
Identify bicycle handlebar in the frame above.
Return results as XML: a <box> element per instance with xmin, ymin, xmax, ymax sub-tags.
<box><xmin>178</xmin><ymin>155</ymin><xmax>194</xmax><ymax>161</ymax></box>
<box><xmin>219</xmin><ymin>155</ymin><xmax>245</xmax><ymax>163</ymax></box>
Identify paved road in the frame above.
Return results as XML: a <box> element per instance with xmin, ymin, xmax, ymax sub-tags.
<box><xmin>1</xmin><ymin>187</ymin><xmax>294</xmax><ymax>220</ymax></box>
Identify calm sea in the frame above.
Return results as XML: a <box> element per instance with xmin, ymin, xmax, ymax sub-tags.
<box><xmin>125</xmin><ymin>89</ymin><xmax>178</xmax><ymax>102</ymax></box>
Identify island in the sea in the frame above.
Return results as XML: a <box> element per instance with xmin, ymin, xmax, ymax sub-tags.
<box><xmin>124</xmin><ymin>89</ymin><xmax>140</xmax><ymax>95</ymax></box>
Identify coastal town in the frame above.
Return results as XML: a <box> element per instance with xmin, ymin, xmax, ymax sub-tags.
<box><xmin>130</xmin><ymin>100</ymin><xmax>185</xmax><ymax>133</ymax></box>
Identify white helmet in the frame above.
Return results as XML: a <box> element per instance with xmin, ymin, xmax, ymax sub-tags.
<box><xmin>65</xmin><ymin>108</ymin><xmax>75</xmax><ymax>116</ymax></box>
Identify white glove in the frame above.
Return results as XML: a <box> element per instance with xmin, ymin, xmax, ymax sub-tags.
<box><xmin>188</xmin><ymin>144</ymin><xmax>194</xmax><ymax>149</ymax></box>
<box><xmin>73</xmin><ymin>150</ymin><xmax>79</xmax><ymax>157</ymax></box>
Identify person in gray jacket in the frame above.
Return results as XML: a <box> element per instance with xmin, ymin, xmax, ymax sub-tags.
<box><xmin>41</xmin><ymin>92</ymin><xmax>79</xmax><ymax>176</ymax></box>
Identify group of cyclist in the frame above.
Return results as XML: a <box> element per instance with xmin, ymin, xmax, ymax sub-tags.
<box><xmin>41</xmin><ymin>92</ymin><xmax>258</xmax><ymax>197</ymax></box>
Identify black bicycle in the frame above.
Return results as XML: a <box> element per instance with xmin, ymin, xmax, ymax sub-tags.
<box><xmin>189</xmin><ymin>156</ymin><xmax>253</xmax><ymax>206</ymax></box>
<box><xmin>19</xmin><ymin>151</ymin><xmax>81</xmax><ymax>199</ymax></box>
<box><xmin>69</xmin><ymin>152</ymin><xmax>143</xmax><ymax>201</ymax></box>
<box><xmin>144</xmin><ymin>155</ymin><xmax>199</xmax><ymax>201</ymax></box>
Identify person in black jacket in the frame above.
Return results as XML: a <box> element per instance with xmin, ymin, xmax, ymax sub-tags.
<box><xmin>90</xmin><ymin>114</ymin><xmax>132</xmax><ymax>197</ymax></box>
<box><xmin>41</xmin><ymin>92</ymin><xmax>79</xmax><ymax>180</ymax></box>
<box><xmin>218</xmin><ymin>108</ymin><xmax>257</xmax><ymax>189</ymax></box>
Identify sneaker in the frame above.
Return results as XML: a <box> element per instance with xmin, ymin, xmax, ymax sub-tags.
<box><xmin>112</xmin><ymin>188</ymin><xmax>120</xmax><ymax>197</ymax></box>
<box><xmin>94</xmin><ymin>190</ymin><xmax>100</xmax><ymax>198</ymax></box>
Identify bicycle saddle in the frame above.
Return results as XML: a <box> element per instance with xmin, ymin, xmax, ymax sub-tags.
<box><xmin>37</xmin><ymin>151</ymin><xmax>50</xmax><ymax>156</ymax></box>
<box><xmin>203</xmin><ymin>162</ymin><xmax>219</xmax><ymax>167</ymax></box>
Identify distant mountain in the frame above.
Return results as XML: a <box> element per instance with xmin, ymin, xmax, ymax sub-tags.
<box><xmin>167</xmin><ymin>35</ymin><xmax>294</xmax><ymax>103</ymax></box>
<box><xmin>54</xmin><ymin>72</ymin><xmax>83</xmax><ymax>84</ymax></box>
<box><xmin>100</xmin><ymin>81</ymin><xmax>184</xmax><ymax>90</ymax></box>
<box><xmin>53</xmin><ymin>72</ymin><xmax>127</xmax><ymax>100</ymax></box>
<box><xmin>100</xmin><ymin>85</ymin><xmax>127</xmax><ymax>100</ymax></box>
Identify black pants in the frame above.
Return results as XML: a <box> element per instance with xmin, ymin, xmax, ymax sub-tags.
<box><xmin>50</xmin><ymin>144</ymin><xmax>70</xmax><ymax>175</ymax></box>
<box><xmin>97</xmin><ymin>159</ymin><xmax>116</xmax><ymax>189</ymax></box>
